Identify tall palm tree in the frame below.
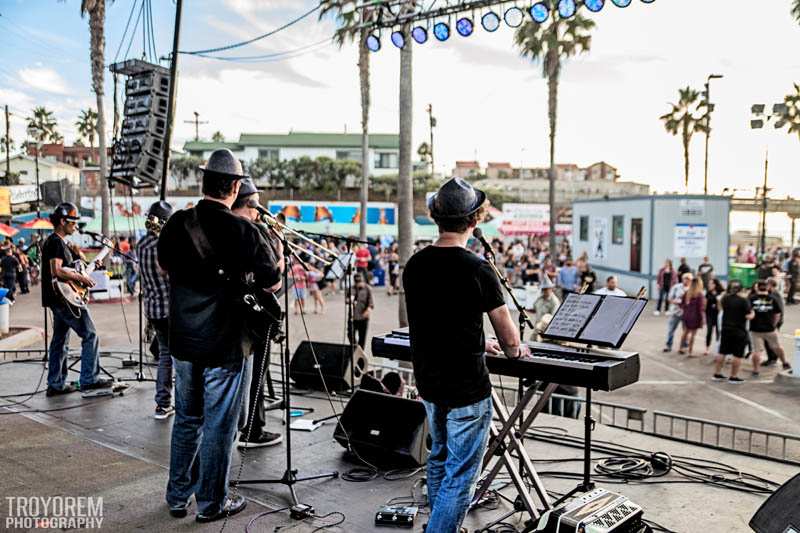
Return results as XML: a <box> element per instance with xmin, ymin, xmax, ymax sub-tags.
<box><xmin>81</xmin><ymin>0</ymin><xmax>112</xmax><ymax>236</ymax></box>
<box><xmin>659</xmin><ymin>87</ymin><xmax>707</xmax><ymax>192</ymax></box>
<box><xmin>515</xmin><ymin>8</ymin><xmax>595</xmax><ymax>256</ymax></box>
<box><xmin>793</xmin><ymin>0</ymin><xmax>800</xmax><ymax>24</ymax></box>
<box><xmin>320</xmin><ymin>0</ymin><xmax>373</xmax><ymax>241</ymax></box>
<box><xmin>27</xmin><ymin>106</ymin><xmax>61</xmax><ymax>145</ymax></box>
<box><xmin>397</xmin><ymin>23</ymin><xmax>413</xmax><ymax>327</ymax></box>
<box><xmin>75</xmin><ymin>108</ymin><xmax>98</xmax><ymax>163</ymax></box>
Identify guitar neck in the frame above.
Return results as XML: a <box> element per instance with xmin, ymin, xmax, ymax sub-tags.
<box><xmin>85</xmin><ymin>247</ymin><xmax>112</xmax><ymax>276</ymax></box>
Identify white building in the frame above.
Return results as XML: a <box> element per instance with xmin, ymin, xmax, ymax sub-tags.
<box><xmin>183</xmin><ymin>131</ymin><xmax>400</xmax><ymax>177</ymax></box>
<box><xmin>3</xmin><ymin>155</ymin><xmax>81</xmax><ymax>187</ymax></box>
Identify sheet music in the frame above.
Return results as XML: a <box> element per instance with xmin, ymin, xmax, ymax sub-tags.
<box><xmin>544</xmin><ymin>293</ymin><xmax>601</xmax><ymax>339</ymax></box>
<box><xmin>579</xmin><ymin>296</ymin><xmax>647</xmax><ymax>346</ymax></box>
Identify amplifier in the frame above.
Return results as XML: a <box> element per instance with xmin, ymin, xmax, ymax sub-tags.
<box><xmin>375</xmin><ymin>505</ymin><xmax>417</xmax><ymax>528</ymax></box>
<box><xmin>534</xmin><ymin>488</ymin><xmax>648</xmax><ymax>533</ymax></box>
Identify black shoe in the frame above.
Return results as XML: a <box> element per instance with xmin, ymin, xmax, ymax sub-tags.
<box><xmin>729</xmin><ymin>377</ymin><xmax>745</xmax><ymax>384</ymax></box>
<box><xmin>712</xmin><ymin>374</ymin><xmax>727</xmax><ymax>382</ymax></box>
<box><xmin>762</xmin><ymin>360</ymin><xmax>776</xmax><ymax>367</ymax></box>
<box><xmin>81</xmin><ymin>378</ymin><xmax>114</xmax><ymax>391</ymax></box>
<box><xmin>784</xmin><ymin>363</ymin><xmax>793</xmax><ymax>371</ymax></box>
<box><xmin>46</xmin><ymin>384</ymin><xmax>77</xmax><ymax>397</ymax></box>
<box><xmin>196</xmin><ymin>495</ymin><xmax>247</xmax><ymax>523</ymax></box>
<box><xmin>238</xmin><ymin>431</ymin><xmax>282</xmax><ymax>448</ymax></box>
<box><xmin>169</xmin><ymin>501</ymin><xmax>191</xmax><ymax>518</ymax></box>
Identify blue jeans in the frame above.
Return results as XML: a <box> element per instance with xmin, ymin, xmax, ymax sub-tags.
<box><xmin>166</xmin><ymin>358</ymin><xmax>245</xmax><ymax>515</ymax></box>
<box><xmin>47</xmin><ymin>304</ymin><xmax>100</xmax><ymax>389</ymax></box>
<box><xmin>665</xmin><ymin>313</ymin><xmax>684</xmax><ymax>350</ymax></box>
<box><xmin>423</xmin><ymin>396</ymin><xmax>493</xmax><ymax>533</ymax></box>
<box><xmin>152</xmin><ymin>319</ymin><xmax>173</xmax><ymax>408</ymax></box>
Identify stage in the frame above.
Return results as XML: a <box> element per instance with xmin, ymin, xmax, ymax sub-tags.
<box><xmin>0</xmin><ymin>354</ymin><xmax>794</xmax><ymax>533</ymax></box>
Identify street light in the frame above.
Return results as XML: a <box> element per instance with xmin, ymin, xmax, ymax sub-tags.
<box><xmin>702</xmin><ymin>73</ymin><xmax>723</xmax><ymax>195</ymax></box>
<box><xmin>26</xmin><ymin>125</ymin><xmax>42</xmax><ymax>218</ymax></box>
<box><xmin>750</xmin><ymin>101</ymin><xmax>787</xmax><ymax>256</ymax></box>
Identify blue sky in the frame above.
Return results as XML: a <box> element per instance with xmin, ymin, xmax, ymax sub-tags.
<box><xmin>2</xmin><ymin>0</ymin><xmax>800</xmax><ymax>238</ymax></box>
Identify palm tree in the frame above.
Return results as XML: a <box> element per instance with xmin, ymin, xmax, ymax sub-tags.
<box><xmin>515</xmin><ymin>8</ymin><xmax>595</xmax><ymax>256</ymax></box>
<box><xmin>211</xmin><ymin>131</ymin><xmax>225</xmax><ymax>143</ymax></box>
<box><xmin>75</xmin><ymin>108</ymin><xmax>98</xmax><ymax>164</ymax></box>
<box><xmin>793</xmin><ymin>0</ymin><xmax>800</xmax><ymax>23</ymax></box>
<box><xmin>27</xmin><ymin>106</ymin><xmax>61</xmax><ymax>145</ymax></box>
<box><xmin>320</xmin><ymin>0</ymin><xmax>373</xmax><ymax>241</ymax></box>
<box><xmin>397</xmin><ymin>23</ymin><xmax>413</xmax><ymax>327</ymax></box>
<box><xmin>81</xmin><ymin>0</ymin><xmax>112</xmax><ymax>236</ymax></box>
<box><xmin>659</xmin><ymin>87</ymin><xmax>707</xmax><ymax>192</ymax></box>
<box><xmin>783</xmin><ymin>83</ymin><xmax>800</xmax><ymax>141</ymax></box>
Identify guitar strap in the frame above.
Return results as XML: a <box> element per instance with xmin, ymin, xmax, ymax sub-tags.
<box><xmin>183</xmin><ymin>208</ymin><xmax>215</xmax><ymax>263</ymax></box>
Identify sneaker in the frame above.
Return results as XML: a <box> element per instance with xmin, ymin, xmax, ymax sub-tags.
<box><xmin>238</xmin><ymin>431</ymin><xmax>282</xmax><ymax>448</ymax></box>
<box><xmin>662</xmin><ymin>347</ymin><xmax>671</xmax><ymax>353</ymax></box>
<box><xmin>728</xmin><ymin>377</ymin><xmax>745</xmax><ymax>384</ymax></box>
<box><xmin>46</xmin><ymin>384</ymin><xmax>77</xmax><ymax>397</ymax></box>
<box><xmin>81</xmin><ymin>378</ymin><xmax>114</xmax><ymax>391</ymax></box>
<box><xmin>155</xmin><ymin>406</ymin><xmax>175</xmax><ymax>420</ymax></box>
<box><xmin>751</xmin><ymin>371</ymin><xmax>760</xmax><ymax>378</ymax></box>
<box><xmin>653</xmin><ymin>311</ymin><xmax>661</xmax><ymax>316</ymax></box>
<box><xmin>195</xmin><ymin>494</ymin><xmax>247</xmax><ymax>523</ymax></box>
<box><xmin>712</xmin><ymin>374</ymin><xmax>727</xmax><ymax>381</ymax></box>
<box><xmin>169</xmin><ymin>501</ymin><xmax>191</xmax><ymax>518</ymax></box>
<box><xmin>783</xmin><ymin>363</ymin><xmax>792</xmax><ymax>371</ymax></box>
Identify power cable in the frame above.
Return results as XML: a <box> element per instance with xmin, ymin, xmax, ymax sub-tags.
<box><xmin>113</xmin><ymin>0</ymin><xmax>140</xmax><ymax>64</ymax></box>
<box><xmin>190</xmin><ymin>37</ymin><xmax>333</xmax><ymax>62</ymax></box>
<box><xmin>179</xmin><ymin>4</ymin><xmax>321</xmax><ymax>56</ymax></box>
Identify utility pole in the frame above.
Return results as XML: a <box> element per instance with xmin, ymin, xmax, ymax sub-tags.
<box><xmin>426</xmin><ymin>104</ymin><xmax>435</xmax><ymax>178</ymax></box>
<box><xmin>760</xmin><ymin>149</ymin><xmax>769</xmax><ymax>256</ymax></box>
<box><xmin>161</xmin><ymin>0</ymin><xmax>184</xmax><ymax>200</ymax></box>
<box><xmin>750</xmin><ymin>101</ymin><xmax>787</xmax><ymax>257</ymax></box>
<box><xmin>702</xmin><ymin>74</ymin><xmax>723</xmax><ymax>195</ymax></box>
<box><xmin>4</xmin><ymin>105</ymin><xmax>10</xmax><ymax>181</ymax></box>
<box><xmin>183</xmin><ymin>111</ymin><xmax>208</xmax><ymax>142</ymax></box>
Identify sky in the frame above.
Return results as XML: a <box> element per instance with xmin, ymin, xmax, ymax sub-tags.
<box><xmin>1</xmin><ymin>0</ymin><xmax>799</xmax><ymax>235</ymax></box>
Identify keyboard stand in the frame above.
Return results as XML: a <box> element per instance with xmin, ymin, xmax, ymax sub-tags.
<box><xmin>472</xmin><ymin>382</ymin><xmax>558</xmax><ymax>528</ymax></box>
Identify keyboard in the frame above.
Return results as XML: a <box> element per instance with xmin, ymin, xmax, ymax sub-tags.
<box><xmin>371</xmin><ymin>329</ymin><xmax>640</xmax><ymax>392</ymax></box>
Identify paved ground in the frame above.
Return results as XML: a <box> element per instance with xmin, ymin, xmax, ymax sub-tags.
<box><xmin>1</xmin><ymin>283</ymin><xmax>799</xmax><ymax>532</ymax></box>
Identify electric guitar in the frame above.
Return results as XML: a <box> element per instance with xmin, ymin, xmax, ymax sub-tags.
<box><xmin>54</xmin><ymin>247</ymin><xmax>112</xmax><ymax>313</ymax></box>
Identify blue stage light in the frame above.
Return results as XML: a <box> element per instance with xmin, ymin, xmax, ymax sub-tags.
<box><xmin>504</xmin><ymin>6</ymin><xmax>524</xmax><ymax>27</ymax></box>
<box><xmin>611</xmin><ymin>0</ymin><xmax>632</xmax><ymax>6</ymax></box>
<box><xmin>585</xmin><ymin>0</ymin><xmax>605</xmax><ymax>12</ymax></box>
<box><xmin>456</xmin><ymin>17</ymin><xmax>474</xmax><ymax>37</ymax></box>
<box><xmin>558</xmin><ymin>0</ymin><xmax>577</xmax><ymax>18</ymax></box>
<box><xmin>481</xmin><ymin>11</ymin><xmax>501</xmax><ymax>32</ymax></box>
<box><xmin>529</xmin><ymin>2</ymin><xmax>549</xmax><ymax>23</ymax></box>
<box><xmin>411</xmin><ymin>26</ymin><xmax>428</xmax><ymax>44</ymax></box>
<box><xmin>433</xmin><ymin>22</ymin><xmax>450</xmax><ymax>41</ymax></box>
<box><xmin>391</xmin><ymin>31</ymin><xmax>405</xmax><ymax>49</ymax></box>
<box><xmin>366</xmin><ymin>34</ymin><xmax>381</xmax><ymax>52</ymax></box>
<box><xmin>640</xmin><ymin>0</ymin><xmax>655</xmax><ymax>3</ymax></box>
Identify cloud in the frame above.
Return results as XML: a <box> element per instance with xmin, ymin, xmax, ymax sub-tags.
<box><xmin>17</xmin><ymin>67</ymin><xmax>70</xmax><ymax>95</ymax></box>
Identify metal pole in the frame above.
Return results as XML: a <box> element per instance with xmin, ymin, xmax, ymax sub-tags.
<box><xmin>427</xmin><ymin>104</ymin><xmax>434</xmax><ymax>178</ymax></box>
<box><xmin>760</xmin><ymin>148</ymin><xmax>768</xmax><ymax>256</ymax></box>
<box><xmin>34</xmin><ymin>147</ymin><xmax>41</xmax><ymax>218</ymax></box>
<box><xmin>703</xmin><ymin>81</ymin><xmax>711</xmax><ymax>195</ymax></box>
<box><xmin>160</xmin><ymin>0</ymin><xmax>183</xmax><ymax>201</ymax></box>
<box><xmin>4</xmin><ymin>105</ymin><xmax>10</xmax><ymax>180</ymax></box>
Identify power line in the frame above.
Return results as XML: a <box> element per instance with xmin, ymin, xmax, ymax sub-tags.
<box><xmin>113</xmin><ymin>0</ymin><xmax>141</xmax><ymax>64</ymax></box>
<box><xmin>179</xmin><ymin>3</ymin><xmax>321</xmax><ymax>56</ymax></box>
<box><xmin>190</xmin><ymin>37</ymin><xmax>333</xmax><ymax>63</ymax></box>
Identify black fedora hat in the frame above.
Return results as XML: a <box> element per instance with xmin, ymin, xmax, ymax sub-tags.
<box><xmin>236</xmin><ymin>177</ymin><xmax>259</xmax><ymax>199</ymax></box>
<box><xmin>199</xmin><ymin>148</ymin><xmax>249</xmax><ymax>180</ymax></box>
<box><xmin>428</xmin><ymin>177</ymin><xmax>487</xmax><ymax>219</ymax></box>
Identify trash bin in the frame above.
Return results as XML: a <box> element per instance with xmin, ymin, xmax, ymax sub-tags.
<box><xmin>372</xmin><ymin>267</ymin><xmax>386</xmax><ymax>287</ymax></box>
<box><xmin>0</xmin><ymin>287</ymin><xmax>9</xmax><ymax>335</ymax></box>
<box><xmin>728</xmin><ymin>263</ymin><xmax>758</xmax><ymax>289</ymax></box>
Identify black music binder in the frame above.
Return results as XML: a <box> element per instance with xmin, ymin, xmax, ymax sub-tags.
<box><xmin>542</xmin><ymin>292</ymin><xmax>647</xmax><ymax>349</ymax></box>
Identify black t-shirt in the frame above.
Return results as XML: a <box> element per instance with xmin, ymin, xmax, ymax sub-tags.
<box><xmin>157</xmin><ymin>200</ymin><xmax>281</xmax><ymax>366</ymax></box>
<box><xmin>41</xmin><ymin>233</ymin><xmax>75</xmax><ymax>308</ymax></box>
<box><xmin>721</xmin><ymin>294</ymin><xmax>751</xmax><ymax>336</ymax></box>
<box><xmin>403</xmin><ymin>246</ymin><xmax>505</xmax><ymax>408</ymax></box>
<box><xmin>0</xmin><ymin>254</ymin><xmax>19</xmax><ymax>278</ymax></box>
<box><xmin>678</xmin><ymin>264</ymin><xmax>692</xmax><ymax>277</ymax></box>
<box><xmin>749</xmin><ymin>293</ymin><xmax>779</xmax><ymax>333</ymax></box>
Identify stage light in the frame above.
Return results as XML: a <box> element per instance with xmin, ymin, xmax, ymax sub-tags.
<box><xmin>611</xmin><ymin>0</ymin><xmax>632</xmax><ymax>6</ymax></box>
<box><xmin>584</xmin><ymin>0</ymin><xmax>605</xmax><ymax>12</ymax></box>
<box><xmin>640</xmin><ymin>0</ymin><xmax>655</xmax><ymax>3</ymax></box>
<box><xmin>557</xmin><ymin>0</ymin><xmax>576</xmax><ymax>18</ymax></box>
<box><xmin>456</xmin><ymin>17</ymin><xmax>474</xmax><ymax>37</ymax></box>
<box><xmin>391</xmin><ymin>30</ymin><xmax>406</xmax><ymax>48</ymax></box>
<box><xmin>481</xmin><ymin>11</ymin><xmax>501</xmax><ymax>32</ymax></box>
<box><xmin>504</xmin><ymin>6</ymin><xmax>524</xmax><ymax>27</ymax></box>
<box><xmin>433</xmin><ymin>21</ymin><xmax>450</xmax><ymax>41</ymax></box>
<box><xmin>366</xmin><ymin>33</ymin><xmax>381</xmax><ymax>52</ymax></box>
<box><xmin>529</xmin><ymin>2</ymin><xmax>549</xmax><ymax>23</ymax></box>
<box><xmin>411</xmin><ymin>26</ymin><xmax>428</xmax><ymax>44</ymax></box>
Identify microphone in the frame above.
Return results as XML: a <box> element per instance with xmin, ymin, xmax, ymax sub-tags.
<box><xmin>472</xmin><ymin>228</ymin><xmax>494</xmax><ymax>260</ymax></box>
<box><xmin>246</xmin><ymin>199</ymin><xmax>271</xmax><ymax>217</ymax></box>
<box><xmin>80</xmin><ymin>229</ymin><xmax>104</xmax><ymax>240</ymax></box>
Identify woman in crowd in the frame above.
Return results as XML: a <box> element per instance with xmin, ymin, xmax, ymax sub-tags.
<box><xmin>679</xmin><ymin>277</ymin><xmax>706</xmax><ymax>356</ymax></box>
<box><xmin>387</xmin><ymin>244</ymin><xmax>400</xmax><ymax>296</ymax></box>
<box><xmin>307</xmin><ymin>264</ymin><xmax>326</xmax><ymax>314</ymax></box>
<box><xmin>704</xmin><ymin>278</ymin><xmax>724</xmax><ymax>356</ymax></box>
<box><xmin>655</xmin><ymin>259</ymin><xmax>678</xmax><ymax>316</ymax></box>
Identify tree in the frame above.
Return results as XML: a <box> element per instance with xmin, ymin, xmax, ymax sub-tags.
<box><xmin>81</xmin><ymin>0</ymin><xmax>112</xmax><ymax>236</ymax></box>
<box><xmin>659</xmin><ymin>86</ymin><xmax>707</xmax><ymax>192</ymax></box>
<box><xmin>169</xmin><ymin>155</ymin><xmax>202</xmax><ymax>190</ymax></box>
<box><xmin>333</xmin><ymin>159</ymin><xmax>360</xmax><ymax>200</ymax></box>
<box><xmin>0</xmin><ymin>135</ymin><xmax>14</xmax><ymax>155</ymax></box>
<box><xmin>397</xmin><ymin>23</ymin><xmax>414</xmax><ymax>327</ymax></box>
<box><xmin>211</xmin><ymin>131</ymin><xmax>225</xmax><ymax>143</ymax></box>
<box><xmin>27</xmin><ymin>106</ymin><xmax>61</xmax><ymax>145</ymax></box>
<box><xmin>417</xmin><ymin>142</ymin><xmax>431</xmax><ymax>164</ymax></box>
<box><xmin>320</xmin><ymin>0</ymin><xmax>374</xmax><ymax>241</ymax></box>
<box><xmin>793</xmin><ymin>0</ymin><xmax>800</xmax><ymax>24</ymax></box>
<box><xmin>75</xmin><ymin>108</ymin><xmax>98</xmax><ymax>163</ymax></box>
<box><xmin>783</xmin><ymin>83</ymin><xmax>800</xmax><ymax>141</ymax></box>
<box><xmin>515</xmin><ymin>7</ymin><xmax>595</xmax><ymax>256</ymax></box>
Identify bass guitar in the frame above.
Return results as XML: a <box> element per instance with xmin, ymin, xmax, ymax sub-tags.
<box><xmin>54</xmin><ymin>247</ymin><xmax>112</xmax><ymax>315</ymax></box>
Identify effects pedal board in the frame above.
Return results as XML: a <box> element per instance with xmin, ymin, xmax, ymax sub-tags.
<box><xmin>375</xmin><ymin>505</ymin><xmax>418</xmax><ymax>528</ymax></box>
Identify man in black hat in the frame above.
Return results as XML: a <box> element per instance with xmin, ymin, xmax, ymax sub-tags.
<box><xmin>403</xmin><ymin>177</ymin><xmax>529</xmax><ymax>533</ymax></box>
<box><xmin>42</xmin><ymin>202</ymin><xmax>112</xmax><ymax>396</ymax></box>
<box><xmin>136</xmin><ymin>200</ymin><xmax>175</xmax><ymax>419</ymax></box>
<box><xmin>158</xmin><ymin>150</ymin><xmax>282</xmax><ymax>522</ymax></box>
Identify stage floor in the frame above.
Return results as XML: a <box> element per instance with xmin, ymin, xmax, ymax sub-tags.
<box><xmin>0</xmin><ymin>355</ymin><xmax>795</xmax><ymax>533</ymax></box>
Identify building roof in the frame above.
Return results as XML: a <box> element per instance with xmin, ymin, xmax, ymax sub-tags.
<box><xmin>183</xmin><ymin>132</ymin><xmax>400</xmax><ymax>152</ymax></box>
<box><xmin>487</xmin><ymin>162</ymin><xmax>512</xmax><ymax>168</ymax></box>
<box><xmin>455</xmin><ymin>161</ymin><xmax>480</xmax><ymax>168</ymax></box>
<box><xmin>10</xmin><ymin>155</ymin><xmax>80</xmax><ymax>172</ymax></box>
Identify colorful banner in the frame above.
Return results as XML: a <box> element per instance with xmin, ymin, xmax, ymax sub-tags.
<box><xmin>267</xmin><ymin>200</ymin><xmax>396</xmax><ymax>225</ymax></box>
<box><xmin>80</xmin><ymin>196</ymin><xmax>201</xmax><ymax>218</ymax></box>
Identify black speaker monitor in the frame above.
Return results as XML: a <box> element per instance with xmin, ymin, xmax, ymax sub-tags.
<box><xmin>333</xmin><ymin>389</ymin><xmax>430</xmax><ymax>469</ymax></box>
<box><xmin>750</xmin><ymin>473</ymin><xmax>800</xmax><ymax>533</ymax></box>
<box><xmin>289</xmin><ymin>341</ymin><xmax>368</xmax><ymax>392</ymax></box>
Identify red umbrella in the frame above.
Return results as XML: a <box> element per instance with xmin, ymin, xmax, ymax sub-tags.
<box><xmin>19</xmin><ymin>218</ymin><xmax>54</xmax><ymax>230</ymax></box>
<box><xmin>0</xmin><ymin>223</ymin><xmax>19</xmax><ymax>238</ymax></box>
